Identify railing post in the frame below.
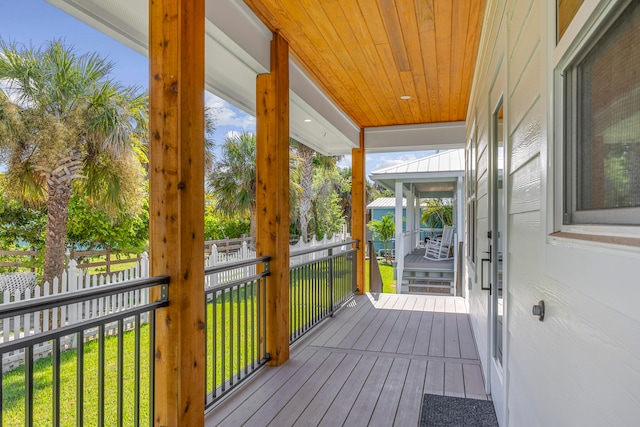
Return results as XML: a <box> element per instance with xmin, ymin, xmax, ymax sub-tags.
<box><xmin>328</xmin><ymin>248</ymin><xmax>335</xmax><ymax>316</ymax></box>
<box><xmin>353</xmin><ymin>241</ymin><xmax>359</xmax><ymax>294</ymax></box>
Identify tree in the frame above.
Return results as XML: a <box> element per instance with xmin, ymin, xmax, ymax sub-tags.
<box><xmin>309</xmin><ymin>166</ymin><xmax>345</xmax><ymax>239</ymax></box>
<box><xmin>0</xmin><ymin>173</ymin><xmax>47</xmax><ymax>250</ymax></box>
<box><xmin>0</xmin><ymin>40</ymin><xmax>148</xmax><ymax>287</ymax></box>
<box><xmin>420</xmin><ymin>199</ymin><xmax>453</xmax><ymax>228</ymax></box>
<box><xmin>207</xmin><ymin>132</ymin><xmax>257</xmax><ymax>239</ymax></box>
<box><xmin>290</xmin><ymin>139</ymin><xmax>340</xmax><ymax>241</ymax></box>
<box><xmin>66</xmin><ymin>194</ymin><xmax>149</xmax><ymax>253</ymax></box>
<box><xmin>367</xmin><ymin>213</ymin><xmax>395</xmax><ymax>262</ymax></box>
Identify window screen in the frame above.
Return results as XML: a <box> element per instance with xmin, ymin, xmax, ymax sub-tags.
<box><xmin>567</xmin><ymin>0</ymin><xmax>640</xmax><ymax>224</ymax></box>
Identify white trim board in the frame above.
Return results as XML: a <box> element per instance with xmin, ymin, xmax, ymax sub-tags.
<box><xmin>364</xmin><ymin>122</ymin><xmax>467</xmax><ymax>153</ymax></box>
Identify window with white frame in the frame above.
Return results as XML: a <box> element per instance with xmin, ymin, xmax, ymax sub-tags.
<box><xmin>562</xmin><ymin>0</ymin><xmax>640</xmax><ymax>226</ymax></box>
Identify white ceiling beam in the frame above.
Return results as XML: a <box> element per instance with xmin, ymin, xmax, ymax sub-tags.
<box><xmin>364</xmin><ymin>121</ymin><xmax>466</xmax><ymax>153</ymax></box>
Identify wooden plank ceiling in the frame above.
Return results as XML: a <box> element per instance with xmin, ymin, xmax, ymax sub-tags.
<box><xmin>243</xmin><ymin>0</ymin><xmax>486</xmax><ymax>128</ymax></box>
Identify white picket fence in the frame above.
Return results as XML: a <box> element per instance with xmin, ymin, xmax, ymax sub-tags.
<box><xmin>0</xmin><ymin>255</ymin><xmax>150</xmax><ymax>372</ymax></box>
<box><xmin>0</xmin><ymin>234</ymin><xmax>348</xmax><ymax>371</ymax></box>
<box><xmin>290</xmin><ymin>233</ymin><xmax>348</xmax><ymax>265</ymax></box>
<box><xmin>205</xmin><ymin>241</ymin><xmax>256</xmax><ymax>290</ymax></box>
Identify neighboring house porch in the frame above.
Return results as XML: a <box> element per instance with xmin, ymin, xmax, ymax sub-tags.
<box><xmin>369</xmin><ymin>150</ymin><xmax>464</xmax><ymax>296</ymax></box>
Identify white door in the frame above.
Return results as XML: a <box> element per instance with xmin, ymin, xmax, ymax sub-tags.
<box><xmin>488</xmin><ymin>101</ymin><xmax>506</xmax><ymax>424</ymax></box>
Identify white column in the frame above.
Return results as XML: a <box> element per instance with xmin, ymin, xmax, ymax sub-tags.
<box><xmin>395</xmin><ymin>181</ymin><xmax>404</xmax><ymax>294</ymax></box>
<box><xmin>415</xmin><ymin>191</ymin><xmax>420</xmax><ymax>246</ymax></box>
<box><xmin>407</xmin><ymin>185</ymin><xmax>414</xmax><ymax>250</ymax></box>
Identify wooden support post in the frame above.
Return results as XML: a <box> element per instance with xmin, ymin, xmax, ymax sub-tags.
<box><xmin>149</xmin><ymin>0</ymin><xmax>205</xmax><ymax>425</ymax></box>
<box><xmin>352</xmin><ymin>130</ymin><xmax>366</xmax><ymax>294</ymax></box>
<box><xmin>256</xmin><ymin>33</ymin><xmax>290</xmax><ymax>366</ymax></box>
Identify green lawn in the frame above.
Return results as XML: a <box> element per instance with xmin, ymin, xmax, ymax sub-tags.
<box><xmin>2</xmin><ymin>324</ymin><xmax>152</xmax><ymax>426</ymax></box>
<box><xmin>3</xmin><ymin>271</ymin><xmax>350</xmax><ymax>424</ymax></box>
<box><xmin>365</xmin><ymin>259</ymin><xmax>396</xmax><ymax>293</ymax></box>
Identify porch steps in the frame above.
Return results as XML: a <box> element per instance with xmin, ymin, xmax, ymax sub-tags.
<box><xmin>401</xmin><ymin>267</ymin><xmax>455</xmax><ymax>295</ymax></box>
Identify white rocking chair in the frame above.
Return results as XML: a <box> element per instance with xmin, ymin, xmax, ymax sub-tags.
<box><xmin>424</xmin><ymin>225</ymin><xmax>454</xmax><ymax>261</ymax></box>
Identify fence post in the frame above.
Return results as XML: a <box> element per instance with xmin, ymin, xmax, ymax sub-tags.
<box><xmin>68</xmin><ymin>259</ymin><xmax>78</xmax><ymax>324</ymax></box>
<box><xmin>141</xmin><ymin>253</ymin><xmax>149</xmax><ymax>306</ymax></box>
<box><xmin>211</xmin><ymin>245</ymin><xmax>218</xmax><ymax>288</ymax></box>
<box><xmin>242</xmin><ymin>242</ymin><xmax>249</xmax><ymax>277</ymax></box>
<box><xmin>328</xmin><ymin>248</ymin><xmax>335</xmax><ymax>316</ymax></box>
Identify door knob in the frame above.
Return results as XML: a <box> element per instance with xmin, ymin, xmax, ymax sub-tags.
<box><xmin>532</xmin><ymin>300</ymin><xmax>545</xmax><ymax>321</ymax></box>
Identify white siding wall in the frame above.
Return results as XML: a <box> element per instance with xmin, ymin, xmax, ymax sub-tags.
<box><xmin>466</xmin><ymin>0</ymin><xmax>640</xmax><ymax>425</ymax></box>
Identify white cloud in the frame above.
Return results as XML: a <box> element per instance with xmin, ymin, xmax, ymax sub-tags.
<box><xmin>205</xmin><ymin>92</ymin><xmax>256</xmax><ymax>130</ymax></box>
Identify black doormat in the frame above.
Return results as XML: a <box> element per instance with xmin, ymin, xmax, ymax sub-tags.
<box><xmin>419</xmin><ymin>394</ymin><xmax>498</xmax><ymax>427</ymax></box>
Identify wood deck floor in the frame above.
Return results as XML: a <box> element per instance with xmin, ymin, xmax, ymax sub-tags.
<box><xmin>205</xmin><ymin>293</ymin><xmax>488</xmax><ymax>427</ymax></box>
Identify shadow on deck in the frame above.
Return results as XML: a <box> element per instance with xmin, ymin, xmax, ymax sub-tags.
<box><xmin>205</xmin><ymin>293</ymin><xmax>487</xmax><ymax>426</ymax></box>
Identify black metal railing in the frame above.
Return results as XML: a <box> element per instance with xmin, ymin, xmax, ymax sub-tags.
<box><xmin>204</xmin><ymin>256</ymin><xmax>270</xmax><ymax>408</ymax></box>
<box><xmin>0</xmin><ymin>275</ymin><xmax>169</xmax><ymax>427</ymax></box>
<box><xmin>289</xmin><ymin>240</ymin><xmax>358</xmax><ymax>343</ymax></box>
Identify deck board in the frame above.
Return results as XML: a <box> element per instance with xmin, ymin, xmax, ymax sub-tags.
<box><xmin>268</xmin><ymin>351</ymin><xmax>346</xmax><ymax>426</ymax></box>
<box><xmin>205</xmin><ymin>293</ymin><xmax>489</xmax><ymax>427</ymax></box>
<box><xmin>394</xmin><ymin>359</ymin><xmax>428</xmax><ymax>427</ymax></box>
<box><xmin>342</xmin><ymin>356</ymin><xmax>394</xmax><ymax>426</ymax></box>
<box><xmin>444</xmin><ymin>362</ymin><xmax>466</xmax><ymax>398</ymax></box>
<box><xmin>317</xmin><ymin>355</ymin><xmax>379</xmax><ymax>427</ymax></box>
<box><xmin>293</xmin><ymin>353</ymin><xmax>362</xmax><ymax>425</ymax></box>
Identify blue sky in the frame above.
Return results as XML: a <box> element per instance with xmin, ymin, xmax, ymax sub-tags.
<box><xmin>0</xmin><ymin>0</ymin><xmax>433</xmax><ymax>176</ymax></box>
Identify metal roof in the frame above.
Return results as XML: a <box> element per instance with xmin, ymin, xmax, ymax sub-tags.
<box><xmin>366</xmin><ymin>198</ymin><xmax>406</xmax><ymax>209</ymax></box>
<box><xmin>368</xmin><ymin>149</ymin><xmax>465</xmax><ymax>198</ymax></box>
<box><xmin>370</xmin><ymin>149</ymin><xmax>464</xmax><ymax>176</ymax></box>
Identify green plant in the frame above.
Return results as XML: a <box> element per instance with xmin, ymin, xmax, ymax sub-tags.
<box><xmin>367</xmin><ymin>213</ymin><xmax>395</xmax><ymax>262</ymax></box>
<box><xmin>420</xmin><ymin>199</ymin><xmax>453</xmax><ymax>228</ymax></box>
<box><xmin>0</xmin><ymin>39</ymin><xmax>148</xmax><ymax>287</ymax></box>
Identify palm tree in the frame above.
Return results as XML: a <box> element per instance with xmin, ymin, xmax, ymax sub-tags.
<box><xmin>290</xmin><ymin>139</ymin><xmax>341</xmax><ymax>242</ymax></box>
<box><xmin>420</xmin><ymin>199</ymin><xmax>453</xmax><ymax>229</ymax></box>
<box><xmin>367</xmin><ymin>213</ymin><xmax>395</xmax><ymax>263</ymax></box>
<box><xmin>0</xmin><ymin>40</ymin><xmax>148</xmax><ymax>288</ymax></box>
<box><xmin>207</xmin><ymin>132</ymin><xmax>257</xmax><ymax>239</ymax></box>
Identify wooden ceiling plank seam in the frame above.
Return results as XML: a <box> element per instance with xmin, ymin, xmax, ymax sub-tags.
<box><xmin>318</xmin><ymin>0</ymin><xmax>400</xmax><ymax>127</ymax></box>
<box><xmin>290</xmin><ymin>0</ymin><xmax>389</xmax><ymax>127</ymax></box>
<box><xmin>334</xmin><ymin>0</ymin><xmax>406</xmax><ymax>125</ymax></box>
<box><xmin>355</xmin><ymin>0</ymin><xmax>408</xmax><ymax>125</ymax></box>
<box><xmin>399</xmin><ymin>70</ymin><xmax>423</xmax><ymax>122</ymax></box>
<box><xmin>273</xmin><ymin>0</ymin><xmax>372</xmax><ymax>125</ymax></box>
<box><xmin>434</xmin><ymin>0</ymin><xmax>453</xmax><ymax>122</ymax></box>
<box><xmin>411</xmin><ymin>74</ymin><xmax>432</xmax><ymax>123</ymax></box>
<box><xmin>376</xmin><ymin>42</ymin><xmax>415</xmax><ymax>122</ymax></box>
<box><xmin>418</xmin><ymin>0</ymin><xmax>443</xmax><ymax>123</ymax></box>
<box><xmin>397</xmin><ymin>0</ymin><xmax>431</xmax><ymax>123</ymax></box>
<box><xmin>450</xmin><ymin>0</ymin><xmax>471</xmax><ymax>120</ymax></box>
<box><xmin>378</xmin><ymin>0</ymin><xmax>412</xmax><ymax>72</ymax></box>
<box><xmin>459</xmin><ymin>0</ymin><xmax>485</xmax><ymax>121</ymax></box>
<box><xmin>355</xmin><ymin>0</ymin><xmax>390</xmax><ymax>46</ymax></box>
<box><xmin>460</xmin><ymin>0</ymin><xmax>482</xmax><ymax>121</ymax></box>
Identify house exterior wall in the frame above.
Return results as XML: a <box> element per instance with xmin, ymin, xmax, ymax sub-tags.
<box><xmin>465</xmin><ymin>0</ymin><xmax>640</xmax><ymax>426</ymax></box>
